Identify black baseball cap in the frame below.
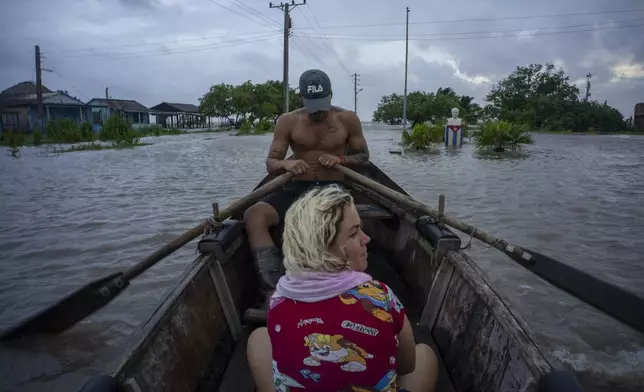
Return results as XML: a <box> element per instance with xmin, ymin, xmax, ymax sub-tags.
<box><xmin>299</xmin><ymin>69</ymin><xmax>332</xmax><ymax>113</ymax></box>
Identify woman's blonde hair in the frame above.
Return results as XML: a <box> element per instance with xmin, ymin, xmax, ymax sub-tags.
<box><xmin>282</xmin><ymin>184</ymin><xmax>354</xmax><ymax>273</ymax></box>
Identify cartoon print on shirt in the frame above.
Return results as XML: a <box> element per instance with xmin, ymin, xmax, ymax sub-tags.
<box><xmin>300</xmin><ymin>368</ymin><xmax>321</xmax><ymax>382</ymax></box>
<box><xmin>303</xmin><ymin>333</ymin><xmax>374</xmax><ymax>372</ymax></box>
<box><xmin>372</xmin><ymin>369</ymin><xmax>397</xmax><ymax>391</ymax></box>
<box><xmin>273</xmin><ymin>360</ymin><xmax>305</xmax><ymax>391</ymax></box>
<box><xmin>340</xmin><ymin>370</ymin><xmax>397</xmax><ymax>392</ymax></box>
<box><xmin>386</xmin><ymin>284</ymin><xmax>404</xmax><ymax>313</ymax></box>
<box><xmin>339</xmin><ymin>281</ymin><xmax>397</xmax><ymax>323</ymax></box>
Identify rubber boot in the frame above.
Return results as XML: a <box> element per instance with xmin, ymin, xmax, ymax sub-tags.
<box><xmin>252</xmin><ymin>246</ymin><xmax>284</xmax><ymax>309</ymax></box>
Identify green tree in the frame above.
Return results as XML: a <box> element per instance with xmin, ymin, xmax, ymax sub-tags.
<box><xmin>199</xmin><ymin>83</ymin><xmax>234</xmax><ymax>119</ymax></box>
<box><xmin>252</xmin><ymin>81</ymin><xmax>281</xmax><ymax>121</ymax></box>
<box><xmin>231</xmin><ymin>81</ymin><xmax>255</xmax><ymax>121</ymax></box>
<box><xmin>485</xmin><ymin>63</ymin><xmax>626</xmax><ymax>131</ymax></box>
<box><xmin>373</xmin><ymin>93</ymin><xmax>404</xmax><ymax>125</ymax></box>
<box><xmin>374</xmin><ymin>88</ymin><xmax>479</xmax><ymax>126</ymax></box>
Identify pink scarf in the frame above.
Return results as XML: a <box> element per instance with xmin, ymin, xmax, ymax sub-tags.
<box><xmin>273</xmin><ymin>269</ymin><xmax>373</xmax><ymax>303</ymax></box>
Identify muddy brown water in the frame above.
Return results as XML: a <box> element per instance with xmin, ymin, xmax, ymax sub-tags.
<box><xmin>1</xmin><ymin>127</ymin><xmax>643</xmax><ymax>391</ymax></box>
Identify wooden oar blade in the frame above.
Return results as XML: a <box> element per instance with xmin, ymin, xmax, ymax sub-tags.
<box><xmin>511</xmin><ymin>249</ymin><xmax>644</xmax><ymax>334</ymax></box>
<box><xmin>0</xmin><ymin>272</ymin><xmax>129</xmax><ymax>341</ymax></box>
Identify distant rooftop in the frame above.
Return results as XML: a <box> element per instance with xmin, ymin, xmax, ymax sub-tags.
<box><xmin>150</xmin><ymin>102</ymin><xmax>200</xmax><ymax>113</ymax></box>
<box><xmin>88</xmin><ymin>98</ymin><xmax>150</xmax><ymax>112</ymax></box>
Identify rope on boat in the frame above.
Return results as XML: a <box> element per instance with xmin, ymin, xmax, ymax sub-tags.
<box><xmin>203</xmin><ymin>216</ymin><xmax>223</xmax><ymax>237</ymax></box>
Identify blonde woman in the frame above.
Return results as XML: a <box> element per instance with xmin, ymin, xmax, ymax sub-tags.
<box><xmin>247</xmin><ymin>184</ymin><xmax>439</xmax><ymax>392</ymax></box>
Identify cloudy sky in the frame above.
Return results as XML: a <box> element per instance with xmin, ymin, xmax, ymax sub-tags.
<box><xmin>1</xmin><ymin>0</ymin><xmax>643</xmax><ymax>120</ymax></box>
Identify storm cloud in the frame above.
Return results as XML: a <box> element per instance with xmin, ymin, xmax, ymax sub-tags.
<box><xmin>1</xmin><ymin>0</ymin><xmax>642</xmax><ymax>119</ymax></box>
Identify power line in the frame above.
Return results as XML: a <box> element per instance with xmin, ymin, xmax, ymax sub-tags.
<box><xmin>298</xmin><ymin>5</ymin><xmax>351</xmax><ymax>75</ymax></box>
<box><xmin>291</xmin><ymin>35</ymin><xmax>325</xmax><ymax>64</ymax></box>
<box><xmin>47</xmin><ymin>65</ymin><xmax>91</xmax><ymax>101</ymax></box>
<box><xmin>42</xmin><ymin>30</ymin><xmax>277</xmax><ymax>55</ymax></box>
<box><xmin>292</xmin><ymin>8</ymin><xmax>336</xmax><ymax>65</ymax></box>
<box><xmin>226</xmin><ymin>0</ymin><xmax>282</xmax><ymax>29</ymax></box>
<box><xmin>206</xmin><ymin>0</ymin><xmax>279</xmax><ymax>30</ymax></box>
<box><xmin>292</xmin><ymin>8</ymin><xmax>644</xmax><ymax>30</ymax></box>
<box><xmin>296</xmin><ymin>21</ymin><xmax>644</xmax><ymax>41</ymax></box>
<box><xmin>39</xmin><ymin>10</ymin><xmax>644</xmax><ymax>55</ymax></box>
<box><xmin>50</xmin><ymin>34</ymin><xmax>281</xmax><ymax>61</ymax></box>
<box><xmin>297</xmin><ymin>17</ymin><xmax>644</xmax><ymax>38</ymax></box>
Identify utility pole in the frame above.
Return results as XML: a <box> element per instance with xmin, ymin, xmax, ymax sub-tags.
<box><xmin>402</xmin><ymin>7</ymin><xmax>410</xmax><ymax>132</ymax></box>
<box><xmin>584</xmin><ymin>73</ymin><xmax>592</xmax><ymax>102</ymax></box>
<box><xmin>270</xmin><ymin>0</ymin><xmax>306</xmax><ymax>114</ymax></box>
<box><xmin>353</xmin><ymin>73</ymin><xmax>363</xmax><ymax>114</ymax></box>
<box><xmin>35</xmin><ymin>45</ymin><xmax>44</xmax><ymax>133</ymax></box>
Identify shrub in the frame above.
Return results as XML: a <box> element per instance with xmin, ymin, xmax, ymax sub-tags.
<box><xmin>401</xmin><ymin>123</ymin><xmax>444</xmax><ymax>150</ymax></box>
<box><xmin>3</xmin><ymin>130</ymin><xmax>24</xmax><ymax>157</ymax></box>
<box><xmin>46</xmin><ymin>119</ymin><xmax>88</xmax><ymax>143</ymax></box>
<box><xmin>33</xmin><ymin>129</ymin><xmax>43</xmax><ymax>146</ymax></box>
<box><xmin>475</xmin><ymin>120</ymin><xmax>533</xmax><ymax>152</ymax></box>
<box><xmin>235</xmin><ymin>119</ymin><xmax>253</xmax><ymax>135</ymax></box>
<box><xmin>255</xmin><ymin>119</ymin><xmax>274</xmax><ymax>134</ymax></box>
<box><xmin>99</xmin><ymin>114</ymin><xmax>140</xmax><ymax>145</ymax></box>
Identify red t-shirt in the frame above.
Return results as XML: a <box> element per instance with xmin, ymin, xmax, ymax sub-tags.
<box><xmin>267</xmin><ymin>280</ymin><xmax>406</xmax><ymax>391</ymax></box>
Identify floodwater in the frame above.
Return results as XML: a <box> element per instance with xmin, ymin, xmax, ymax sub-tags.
<box><xmin>0</xmin><ymin>127</ymin><xmax>643</xmax><ymax>391</ymax></box>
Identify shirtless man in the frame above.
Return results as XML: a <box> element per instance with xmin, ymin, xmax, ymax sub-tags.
<box><xmin>243</xmin><ymin>69</ymin><xmax>370</xmax><ymax>301</ymax></box>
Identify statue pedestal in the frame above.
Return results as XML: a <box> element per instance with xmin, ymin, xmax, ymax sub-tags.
<box><xmin>445</xmin><ymin>118</ymin><xmax>463</xmax><ymax>147</ymax></box>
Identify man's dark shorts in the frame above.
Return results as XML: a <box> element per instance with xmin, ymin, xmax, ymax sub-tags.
<box><xmin>260</xmin><ymin>180</ymin><xmax>346</xmax><ymax>219</ymax></box>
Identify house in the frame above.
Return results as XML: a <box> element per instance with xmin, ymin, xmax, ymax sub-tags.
<box><xmin>149</xmin><ymin>102</ymin><xmax>206</xmax><ymax>128</ymax></box>
<box><xmin>0</xmin><ymin>81</ymin><xmax>87</xmax><ymax>133</ymax></box>
<box><xmin>86</xmin><ymin>98</ymin><xmax>151</xmax><ymax>131</ymax></box>
<box><xmin>635</xmin><ymin>103</ymin><xmax>644</xmax><ymax>133</ymax></box>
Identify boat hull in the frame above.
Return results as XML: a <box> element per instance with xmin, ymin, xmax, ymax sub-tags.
<box><xmin>79</xmin><ymin>163</ymin><xmax>625</xmax><ymax>392</ymax></box>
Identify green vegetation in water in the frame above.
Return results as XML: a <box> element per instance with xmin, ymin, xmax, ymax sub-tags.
<box><xmin>486</xmin><ymin>63</ymin><xmax>631</xmax><ymax>132</ymax></box>
<box><xmin>50</xmin><ymin>114</ymin><xmax>145</xmax><ymax>153</ymax></box>
<box><xmin>2</xmin><ymin>130</ymin><xmax>25</xmax><ymax>158</ymax></box>
<box><xmin>199</xmin><ymin>80</ymin><xmax>301</xmax><ymax>133</ymax></box>
<box><xmin>401</xmin><ymin>123</ymin><xmax>445</xmax><ymax>150</ymax></box>
<box><xmin>234</xmin><ymin>119</ymin><xmax>275</xmax><ymax>136</ymax></box>
<box><xmin>52</xmin><ymin>141</ymin><xmax>150</xmax><ymax>153</ymax></box>
<box><xmin>138</xmin><ymin>125</ymin><xmax>183</xmax><ymax>137</ymax></box>
<box><xmin>474</xmin><ymin>120</ymin><xmax>533</xmax><ymax>153</ymax></box>
<box><xmin>373</xmin><ymin>62</ymin><xmax>636</xmax><ymax>134</ymax></box>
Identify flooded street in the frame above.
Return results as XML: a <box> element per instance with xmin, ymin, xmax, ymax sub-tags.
<box><xmin>1</xmin><ymin>127</ymin><xmax>643</xmax><ymax>391</ymax></box>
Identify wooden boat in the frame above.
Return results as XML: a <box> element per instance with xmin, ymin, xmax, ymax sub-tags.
<box><xmin>78</xmin><ymin>163</ymin><xmax>626</xmax><ymax>392</ymax></box>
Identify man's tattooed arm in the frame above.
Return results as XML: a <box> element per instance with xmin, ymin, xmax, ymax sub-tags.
<box><xmin>265</xmin><ymin>114</ymin><xmax>291</xmax><ymax>174</ymax></box>
<box><xmin>266</xmin><ymin>147</ymin><xmax>287</xmax><ymax>174</ymax></box>
<box><xmin>343</xmin><ymin>111</ymin><xmax>370</xmax><ymax>166</ymax></box>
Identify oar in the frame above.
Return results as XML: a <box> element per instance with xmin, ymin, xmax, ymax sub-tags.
<box><xmin>0</xmin><ymin>172</ymin><xmax>294</xmax><ymax>342</ymax></box>
<box><xmin>335</xmin><ymin>165</ymin><xmax>644</xmax><ymax>335</ymax></box>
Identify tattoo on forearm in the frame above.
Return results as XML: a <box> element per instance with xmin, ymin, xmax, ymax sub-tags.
<box><xmin>266</xmin><ymin>148</ymin><xmax>287</xmax><ymax>172</ymax></box>
<box><xmin>344</xmin><ymin>144</ymin><xmax>370</xmax><ymax>165</ymax></box>
<box><xmin>267</xmin><ymin>148</ymin><xmax>287</xmax><ymax>160</ymax></box>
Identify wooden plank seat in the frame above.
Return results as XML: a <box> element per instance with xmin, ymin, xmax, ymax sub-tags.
<box><xmin>356</xmin><ymin>203</ymin><xmax>395</xmax><ymax>219</ymax></box>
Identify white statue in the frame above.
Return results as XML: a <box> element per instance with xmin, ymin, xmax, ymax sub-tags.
<box><xmin>445</xmin><ymin>107</ymin><xmax>463</xmax><ymax>147</ymax></box>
